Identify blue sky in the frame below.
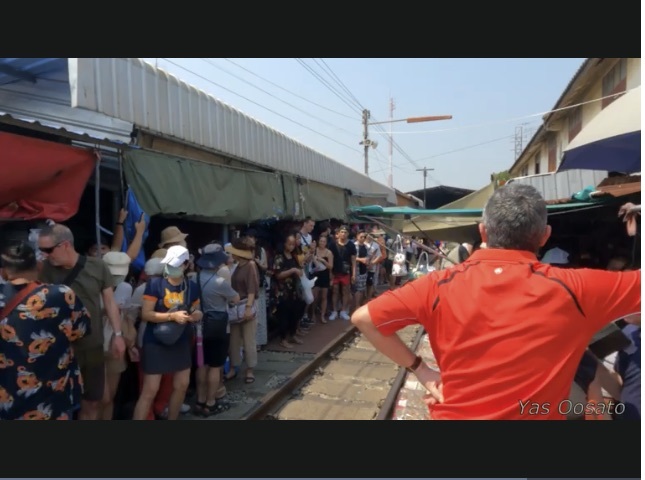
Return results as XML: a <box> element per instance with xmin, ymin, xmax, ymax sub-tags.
<box><xmin>141</xmin><ymin>58</ymin><xmax>585</xmax><ymax>193</ymax></box>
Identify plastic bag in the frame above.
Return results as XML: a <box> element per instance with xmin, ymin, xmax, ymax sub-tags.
<box><xmin>391</xmin><ymin>235</ymin><xmax>408</xmax><ymax>277</ymax></box>
<box><xmin>299</xmin><ymin>272</ymin><xmax>317</xmax><ymax>305</ymax></box>
<box><xmin>410</xmin><ymin>251</ymin><xmax>434</xmax><ymax>280</ymax></box>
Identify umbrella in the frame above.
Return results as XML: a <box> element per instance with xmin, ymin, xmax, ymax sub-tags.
<box><xmin>558</xmin><ymin>85</ymin><xmax>641</xmax><ymax>173</ymax></box>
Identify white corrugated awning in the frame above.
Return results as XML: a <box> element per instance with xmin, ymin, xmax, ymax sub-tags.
<box><xmin>68</xmin><ymin>58</ymin><xmax>396</xmax><ymax>204</ymax></box>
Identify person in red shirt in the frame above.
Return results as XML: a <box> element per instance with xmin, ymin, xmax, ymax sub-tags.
<box><xmin>351</xmin><ymin>183</ymin><xmax>641</xmax><ymax>420</ymax></box>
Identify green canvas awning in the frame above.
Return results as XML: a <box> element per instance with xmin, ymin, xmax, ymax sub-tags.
<box><xmin>123</xmin><ymin>149</ymin><xmax>285</xmax><ymax>224</ymax></box>
<box><xmin>280</xmin><ymin>175</ymin><xmax>302</xmax><ymax>218</ymax></box>
<box><xmin>300</xmin><ymin>181</ymin><xmax>349</xmax><ymax>220</ymax></box>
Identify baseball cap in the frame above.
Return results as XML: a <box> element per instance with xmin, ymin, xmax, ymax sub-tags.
<box><xmin>161</xmin><ymin>245</ymin><xmax>190</xmax><ymax>268</ymax></box>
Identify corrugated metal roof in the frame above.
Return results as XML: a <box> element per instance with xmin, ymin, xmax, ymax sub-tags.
<box><xmin>68</xmin><ymin>58</ymin><xmax>397</xmax><ymax>203</ymax></box>
<box><xmin>506</xmin><ymin>169</ymin><xmax>608</xmax><ymax>202</ymax></box>
<box><xmin>0</xmin><ymin>58</ymin><xmax>133</xmax><ymax>145</ymax></box>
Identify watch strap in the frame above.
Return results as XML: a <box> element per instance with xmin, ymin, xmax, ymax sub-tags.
<box><xmin>406</xmin><ymin>355</ymin><xmax>423</xmax><ymax>373</ymax></box>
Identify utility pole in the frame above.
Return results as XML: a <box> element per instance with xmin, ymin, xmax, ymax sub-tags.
<box><xmin>362</xmin><ymin>109</ymin><xmax>370</xmax><ymax>175</ymax></box>
<box><xmin>388</xmin><ymin>98</ymin><xmax>395</xmax><ymax>188</ymax></box>
<box><xmin>416</xmin><ymin>167</ymin><xmax>434</xmax><ymax>208</ymax></box>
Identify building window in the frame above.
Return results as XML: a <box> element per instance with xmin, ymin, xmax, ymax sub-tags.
<box><xmin>521</xmin><ymin>165</ymin><xmax>529</xmax><ymax>177</ymax></box>
<box><xmin>568</xmin><ymin>106</ymin><xmax>582</xmax><ymax>141</ymax></box>
<box><xmin>535</xmin><ymin>153</ymin><xmax>541</xmax><ymax>175</ymax></box>
<box><xmin>602</xmin><ymin>59</ymin><xmax>627</xmax><ymax>108</ymax></box>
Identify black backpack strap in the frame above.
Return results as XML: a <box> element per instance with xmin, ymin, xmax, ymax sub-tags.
<box><xmin>63</xmin><ymin>255</ymin><xmax>87</xmax><ymax>287</ymax></box>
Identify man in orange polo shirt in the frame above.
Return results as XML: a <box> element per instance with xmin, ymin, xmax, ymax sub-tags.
<box><xmin>351</xmin><ymin>183</ymin><xmax>641</xmax><ymax>420</ymax></box>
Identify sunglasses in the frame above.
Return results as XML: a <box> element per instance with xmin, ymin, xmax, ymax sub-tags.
<box><xmin>39</xmin><ymin>242</ymin><xmax>63</xmax><ymax>254</ymax></box>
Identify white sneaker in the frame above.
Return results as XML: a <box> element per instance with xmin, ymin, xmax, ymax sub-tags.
<box><xmin>180</xmin><ymin>403</ymin><xmax>191</xmax><ymax>414</ymax></box>
<box><xmin>340</xmin><ymin>311</ymin><xmax>350</xmax><ymax>321</ymax></box>
<box><xmin>328</xmin><ymin>311</ymin><xmax>338</xmax><ymax>321</ymax></box>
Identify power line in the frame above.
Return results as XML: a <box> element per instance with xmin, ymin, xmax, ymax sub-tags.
<box><xmin>159</xmin><ymin>58</ymin><xmax>361</xmax><ymax>155</ymax></box>
<box><xmin>199</xmin><ymin>58</ymin><xmax>357</xmax><ymax>139</ymax></box>
<box><xmin>294</xmin><ymin>59</ymin><xmax>363</xmax><ymax>114</ymax></box>
<box><xmin>222</xmin><ymin>58</ymin><xmax>358</xmax><ymax>120</ymax></box>
<box><xmin>383</xmin><ymin>88</ymin><xmax>634</xmax><ymax>135</ymax></box>
<box><xmin>295</xmin><ymin>58</ymin><xmax>421</xmax><ymax>179</ymax></box>
<box><xmin>315</xmin><ymin>58</ymin><xmax>364</xmax><ymax>111</ymax></box>
<box><xmin>371</xmin><ymin>134</ymin><xmax>514</xmax><ymax>174</ymax></box>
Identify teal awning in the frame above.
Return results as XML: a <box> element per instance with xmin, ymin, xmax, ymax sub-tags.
<box><xmin>349</xmin><ymin>201</ymin><xmax>606</xmax><ymax>218</ymax></box>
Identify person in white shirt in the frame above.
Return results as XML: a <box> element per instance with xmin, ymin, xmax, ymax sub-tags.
<box><xmin>364</xmin><ymin>232</ymin><xmax>382</xmax><ymax>301</ymax></box>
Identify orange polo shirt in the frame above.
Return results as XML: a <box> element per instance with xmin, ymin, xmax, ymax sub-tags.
<box><xmin>368</xmin><ymin>248</ymin><xmax>641</xmax><ymax>420</ymax></box>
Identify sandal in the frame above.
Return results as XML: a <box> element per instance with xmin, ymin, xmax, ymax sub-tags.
<box><xmin>279</xmin><ymin>340</ymin><xmax>294</xmax><ymax>349</ymax></box>
<box><xmin>244</xmin><ymin>375</ymin><xmax>256</xmax><ymax>384</ymax></box>
<box><xmin>193</xmin><ymin>401</ymin><xmax>207</xmax><ymax>415</ymax></box>
<box><xmin>201</xmin><ymin>401</ymin><xmax>230</xmax><ymax>417</ymax></box>
<box><xmin>290</xmin><ymin>336</ymin><xmax>304</xmax><ymax>345</ymax></box>
<box><xmin>224</xmin><ymin>371</ymin><xmax>238</xmax><ymax>382</ymax></box>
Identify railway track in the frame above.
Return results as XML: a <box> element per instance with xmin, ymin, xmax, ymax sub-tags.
<box><xmin>242</xmin><ymin>324</ymin><xmax>425</xmax><ymax>420</ymax></box>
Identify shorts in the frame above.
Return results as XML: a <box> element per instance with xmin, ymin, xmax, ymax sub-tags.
<box><xmin>355</xmin><ymin>273</ymin><xmax>367</xmax><ymax>292</ymax></box>
<box><xmin>75</xmin><ymin>346</ymin><xmax>106</xmax><ymax>402</ymax></box>
<box><xmin>202</xmin><ymin>334</ymin><xmax>230</xmax><ymax>368</ymax></box>
<box><xmin>332</xmin><ymin>274</ymin><xmax>350</xmax><ymax>287</ymax></box>
<box><xmin>366</xmin><ymin>272</ymin><xmax>375</xmax><ymax>287</ymax></box>
<box><xmin>383</xmin><ymin>259</ymin><xmax>393</xmax><ymax>273</ymax></box>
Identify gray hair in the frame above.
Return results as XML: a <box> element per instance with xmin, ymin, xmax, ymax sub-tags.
<box><xmin>481</xmin><ymin>183</ymin><xmax>547</xmax><ymax>252</ymax></box>
<box><xmin>39</xmin><ymin>223</ymin><xmax>75</xmax><ymax>246</ymax></box>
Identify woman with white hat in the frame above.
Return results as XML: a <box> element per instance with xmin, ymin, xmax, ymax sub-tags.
<box><xmin>100</xmin><ymin>251</ymin><xmax>138</xmax><ymax>420</ymax></box>
<box><xmin>132</xmin><ymin>245</ymin><xmax>202</xmax><ymax>421</ymax></box>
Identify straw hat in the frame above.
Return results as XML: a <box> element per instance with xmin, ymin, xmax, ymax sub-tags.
<box><xmin>225</xmin><ymin>239</ymin><xmax>254</xmax><ymax>260</ymax></box>
<box><xmin>151</xmin><ymin>248</ymin><xmax>168</xmax><ymax>259</ymax></box>
<box><xmin>158</xmin><ymin>226</ymin><xmax>188</xmax><ymax>248</ymax></box>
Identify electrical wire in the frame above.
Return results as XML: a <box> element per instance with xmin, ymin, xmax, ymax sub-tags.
<box><xmin>294</xmin><ymin>59</ymin><xmax>364</xmax><ymax>115</ymax></box>
<box><xmin>314</xmin><ymin>58</ymin><xmax>365</xmax><ymax>111</ymax></box>
<box><xmin>385</xmin><ymin>89</ymin><xmax>635</xmax><ymax>135</ymax></box>
<box><xmin>370</xmin><ymin>134</ymin><xmax>515</xmax><ymax>175</ymax></box>
<box><xmin>199</xmin><ymin>58</ymin><xmax>358</xmax><ymax>138</ymax></box>
<box><xmin>294</xmin><ymin>58</ymin><xmax>422</xmax><ymax>176</ymax></box>
<box><xmin>159</xmin><ymin>58</ymin><xmax>361</xmax><ymax>155</ymax></box>
<box><xmin>223</xmin><ymin>58</ymin><xmax>358</xmax><ymax>120</ymax></box>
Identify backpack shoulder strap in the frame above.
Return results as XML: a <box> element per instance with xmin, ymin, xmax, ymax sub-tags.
<box><xmin>63</xmin><ymin>255</ymin><xmax>87</xmax><ymax>287</ymax></box>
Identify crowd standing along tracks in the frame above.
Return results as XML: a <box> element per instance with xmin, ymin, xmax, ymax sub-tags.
<box><xmin>242</xmin><ymin>324</ymin><xmax>425</xmax><ymax>420</ymax></box>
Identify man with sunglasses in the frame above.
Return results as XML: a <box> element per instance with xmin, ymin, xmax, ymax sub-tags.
<box><xmin>38</xmin><ymin>223</ymin><xmax>126</xmax><ymax>420</ymax></box>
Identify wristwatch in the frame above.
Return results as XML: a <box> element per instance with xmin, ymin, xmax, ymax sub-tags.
<box><xmin>406</xmin><ymin>355</ymin><xmax>423</xmax><ymax>373</ymax></box>
<box><xmin>114</xmin><ymin>331</ymin><xmax>123</xmax><ymax>337</ymax></box>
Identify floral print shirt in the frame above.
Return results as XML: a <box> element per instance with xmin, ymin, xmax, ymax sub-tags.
<box><xmin>0</xmin><ymin>283</ymin><xmax>90</xmax><ymax>420</ymax></box>
<box><xmin>271</xmin><ymin>253</ymin><xmax>302</xmax><ymax>302</ymax></box>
